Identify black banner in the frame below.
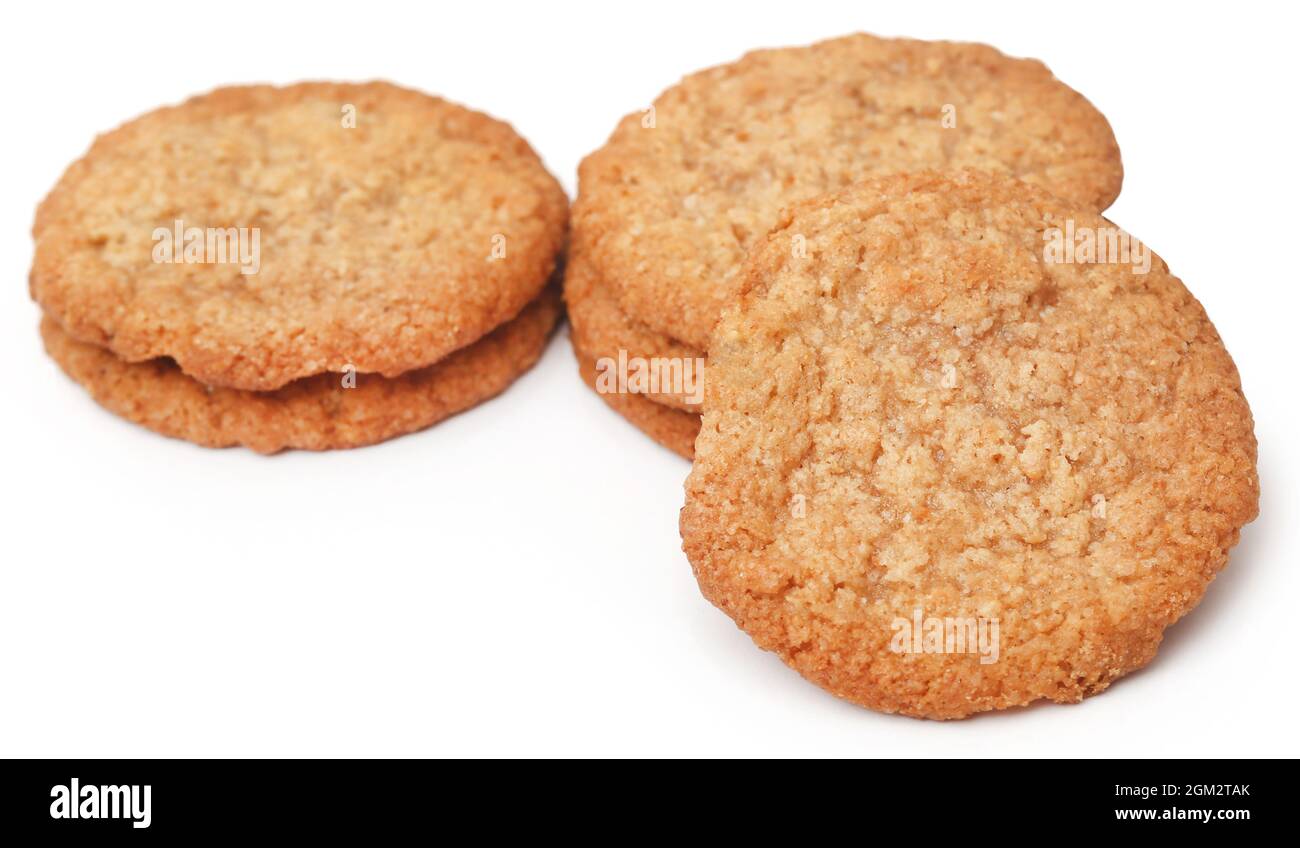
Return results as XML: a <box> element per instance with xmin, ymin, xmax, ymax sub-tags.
<box><xmin>0</xmin><ymin>760</ymin><xmax>1271</xmax><ymax>837</ymax></box>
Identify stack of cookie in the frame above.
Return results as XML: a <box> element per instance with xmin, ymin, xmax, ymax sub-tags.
<box><xmin>567</xmin><ymin>33</ymin><xmax>1123</xmax><ymax>458</ymax></box>
<box><xmin>568</xmin><ymin>34</ymin><xmax>1258</xmax><ymax>718</ymax></box>
<box><xmin>31</xmin><ymin>82</ymin><xmax>568</xmax><ymax>452</ymax></box>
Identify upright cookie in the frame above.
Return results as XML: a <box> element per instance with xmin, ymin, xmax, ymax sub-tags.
<box><xmin>32</xmin><ymin>82</ymin><xmax>568</xmax><ymax>390</ymax></box>
<box><xmin>681</xmin><ymin>171</ymin><xmax>1257</xmax><ymax>719</ymax></box>
<box><xmin>576</xmin><ymin>34</ymin><xmax>1123</xmax><ymax>349</ymax></box>
<box><xmin>43</xmin><ymin>289</ymin><xmax>561</xmax><ymax>454</ymax></box>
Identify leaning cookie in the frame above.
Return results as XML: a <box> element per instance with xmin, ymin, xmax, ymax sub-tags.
<box><xmin>42</xmin><ymin>290</ymin><xmax>561</xmax><ymax>453</ymax></box>
<box><xmin>576</xmin><ymin>33</ymin><xmax>1123</xmax><ymax>350</ymax></box>
<box><xmin>681</xmin><ymin>171</ymin><xmax>1257</xmax><ymax>719</ymax></box>
<box><xmin>32</xmin><ymin>81</ymin><xmax>568</xmax><ymax>391</ymax></box>
<box><xmin>564</xmin><ymin>239</ymin><xmax>705</xmax><ymax>412</ymax></box>
<box><xmin>572</xmin><ymin>340</ymin><xmax>699</xmax><ymax>460</ymax></box>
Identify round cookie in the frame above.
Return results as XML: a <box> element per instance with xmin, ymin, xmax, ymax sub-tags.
<box><xmin>681</xmin><ymin>170</ymin><xmax>1257</xmax><ymax>719</ymax></box>
<box><xmin>31</xmin><ymin>81</ymin><xmax>568</xmax><ymax>391</ymax></box>
<box><xmin>565</xmin><ymin>240</ymin><xmax>704</xmax><ymax>411</ymax></box>
<box><xmin>572</xmin><ymin>340</ymin><xmax>699</xmax><ymax>460</ymax></box>
<box><xmin>42</xmin><ymin>289</ymin><xmax>561</xmax><ymax>454</ymax></box>
<box><xmin>576</xmin><ymin>33</ymin><xmax>1123</xmax><ymax>350</ymax></box>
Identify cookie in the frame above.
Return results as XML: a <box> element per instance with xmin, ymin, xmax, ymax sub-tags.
<box><xmin>42</xmin><ymin>289</ymin><xmax>561</xmax><ymax>453</ymax></box>
<box><xmin>31</xmin><ymin>81</ymin><xmax>568</xmax><ymax>391</ymax></box>
<box><xmin>572</xmin><ymin>340</ymin><xmax>699</xmax><ymax>460</ymax></box>
<box><xmin>576</xmin><ymin>33</ymin><xmax>1123</xmax><ymax>350</ymax></box>
<box><xmin>681</xmin><ymin>170</ymin><xmax>1257</xmax><ymax>719</ymax></box>
<box><xmin>565</xmin><ymin>239</ymin><xmax>704</xmax><ymax>411</ymax></box>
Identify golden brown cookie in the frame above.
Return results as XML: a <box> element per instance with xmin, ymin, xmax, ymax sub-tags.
<box><xmin>576</xmin><ymin>33</ymin><xmax>1123</xmax><ymax>349</ymax></box>
<box><xmin>32</xmin><ymin>81</ymin><xmax>568</xmax><ymax>391</ymax></box>
<box><xmin>564</xmin><ymin>238</ymin><xmax>704</xmax><ymax>411</ymax></box>
<box><xmin>681</xmin><ymin>171</ymin><xmax>1257</xmax><ymax>719</ymax></box>
<box><xmin>42</xmin><ymin>289</ymin><xmax>561</xmax><ymax>453</ymax></box>
<box><xmin>572</xmin><ymin>338</ymin><xmax>699</xmax><ymax>460</ymax></box>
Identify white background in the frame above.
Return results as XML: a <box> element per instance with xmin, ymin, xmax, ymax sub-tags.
<box><xmin>3</xmin><ymin>1</ymin><xmax>1296</xmax><ymax>758</ymax></box>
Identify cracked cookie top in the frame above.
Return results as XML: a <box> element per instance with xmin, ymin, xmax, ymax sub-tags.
<box><xmin>681</xmin><ymin>170</ymin><xmax>1256</xmax><ymax>719</ymax></box>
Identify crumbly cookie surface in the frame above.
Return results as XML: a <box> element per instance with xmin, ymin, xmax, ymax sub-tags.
<box><xmin>576</xmin><ymin>33</ymin><xmax>1123</xmax><ymax>349</ymax></box>
<box><xmin>32</xmin><ymin>81</ymin><xmax>568</xmax><ymax>390</ymax></box>
<box><xmin>681</xmin><ymin>171</ymin><xmax>1257</xmax><ymax>719</ymax></box>
<box><xmin>565</xmin><ymin>238</ymin><xmax>704</xmax><ymax>411</ymax></box>
<box><xmin>571</xmin><ymin>338</ymin><xmax>699</xmax><ymax>459</ymax></box>
<box><xmin>42</xmin><ymin>289</ymin><xmax>560</xmax><ymax>453</ymax></box>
